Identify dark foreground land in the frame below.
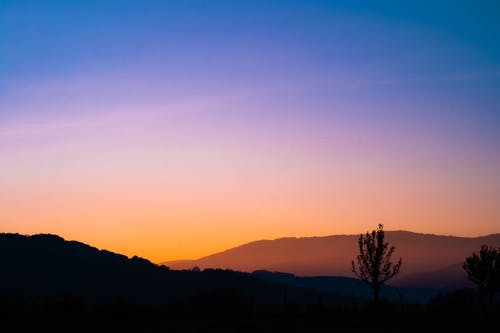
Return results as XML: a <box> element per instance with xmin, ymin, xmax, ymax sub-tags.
<box><xmin>1</xmin><ymin>298</ymin><xmax>500</xmax><ymax>333</ymax></box>
<box><xmin>1</xmin><ymin>233</ymin><xmax>499</xmax><ymax>332</ymax></box>
<box><xmin>1</xmin><ymin>311</ymin><xmax>500</xmax><ymax>333</ymax></box>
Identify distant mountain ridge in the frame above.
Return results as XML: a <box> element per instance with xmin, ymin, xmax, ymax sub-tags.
<box><xmin>162</xmin><ymin>231</ymin><xmax>500</xmax><ymax>289</ymax></box>
<box><xmin>0</xmin><ymin>232</ymin><xmax>495</xmax><ymax>309</ymax></box>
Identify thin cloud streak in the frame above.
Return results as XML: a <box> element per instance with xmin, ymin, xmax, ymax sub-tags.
<box><xmin>345</xmin><ymin>69</ymin><xmax>500</xmax><ymax>88</ymax></box>
<box><xmin>0</xmin><ymin>71</ymin><xmax>325</xmax><ymax>138</ymax></box>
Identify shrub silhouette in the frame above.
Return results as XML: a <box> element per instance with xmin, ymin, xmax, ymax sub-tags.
<box><xmin>351</xmin><ymin>224</ymin><xmax>402</xmax><ymax>303</ymax></box>
<box><xmin>463</xmin><ymin>245</ymin><xmax>500</xmax><ymax>308</ymax></box>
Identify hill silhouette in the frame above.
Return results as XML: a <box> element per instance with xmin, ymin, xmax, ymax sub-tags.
<box><xmin>163</xmin><ymin>231</ymin><xmax>500</xmax><ymax>289</ymax></box>
<box><xmin>0</xmin><ymin>233</ymin><xmax>354</xmax><ymax>307</ymax></box>
<box><xmin>1</xmin><ymin>233</ymin><xmax>499</xmax><ymax>332</ymax></box>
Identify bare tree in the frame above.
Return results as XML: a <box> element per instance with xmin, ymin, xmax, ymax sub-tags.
<box><xmin>351</xmin><ymin>224</ymin><xmax>402</xmax><ymax>303</ymax></box>
<box><xmin>463</xmin><ymin>245</ymin><xmax>500</xmax><ymax>307</ymax></box>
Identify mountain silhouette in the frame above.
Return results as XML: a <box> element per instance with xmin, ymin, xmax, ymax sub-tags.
<box><xmin>1</xmin><ymin>233</ymin><xmax>499</xmax><ymax>332</ymax></box>
<box><xmin>0</xmin><ymin>233</ymin><xmax>354</xmax><ymax>307</ymax></box>
<box><xmin>163</xmin><ymin>231</ymin><xmax>500</xmax><ymax>289</ymax></box>
<box><xmin>392</xmin><ymin>263</ymin><xmax>471</xmax><ymax>290</ymax></box>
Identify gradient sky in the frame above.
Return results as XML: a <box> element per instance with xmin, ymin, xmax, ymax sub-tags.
<box><xmin>1</xmin><ymin>0</ymin><xmax>499</xmax><ymax>262</ymax></box>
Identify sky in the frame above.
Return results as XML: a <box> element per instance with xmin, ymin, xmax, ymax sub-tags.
<box><xmin>1</xmin><ymin>0</ymin><xmax>499</xmax><ymax>262</ymax></box>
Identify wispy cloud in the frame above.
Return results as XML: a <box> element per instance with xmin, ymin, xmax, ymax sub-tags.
<box><xmin>346</xmin><ymin>69</ymin><xmax>500</xmax><ymax>88</ymax></box>
<box><xmin>0</xmin><ymin>68</ymin><xmax>328</xmax><ymax>139</ymax></box>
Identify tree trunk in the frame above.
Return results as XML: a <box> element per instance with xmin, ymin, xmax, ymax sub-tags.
<box><xmin>373</xmin><ymin>284</ymin><xmax>380</xmax><ymax>304</ymax></box>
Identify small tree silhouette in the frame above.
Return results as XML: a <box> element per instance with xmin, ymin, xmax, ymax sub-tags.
<box><xmin>463</xmin><ymin>245</ymin><xmax>500</xmax><ymax>308</ymax></box>
<box><xmin>351</xmin><ymin>224</ymin><xmax>402</xmax><ymax>303</ymax></box>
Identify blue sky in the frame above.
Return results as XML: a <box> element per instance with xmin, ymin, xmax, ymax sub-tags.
<box><xmin>2</xmin><ymin>1</ymin><xmax>500</xmax><ymax>123</ymax></box>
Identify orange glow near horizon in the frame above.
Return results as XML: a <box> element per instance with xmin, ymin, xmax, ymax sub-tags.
<box><xmin>2</xmin><ymin>135</ymin><xmax>499</xmax><ymax>263</ymax></box>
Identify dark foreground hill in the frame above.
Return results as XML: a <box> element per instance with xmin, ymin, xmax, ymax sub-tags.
<box><xmin>0</xmin><ymin>233</ymin><xmax>352</xmax><ymax>307</ymax></box>
<box><xmin>163</xmin><ymin>231</ymin><xmax>500</xmax><ymax>289</ymax></box>
<box><xmin>1</xmin><ymin>233</ymin><xmax>499</xmax><ymax>332</ymax></box>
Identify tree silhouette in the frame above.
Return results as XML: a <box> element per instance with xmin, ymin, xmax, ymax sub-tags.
<box><xmin>463</xmin><ymin>245</ymin><xmax>500</xmax><ymax>307</ymax></box>
<box><xmin>351</xmin><ymin>224</ymin><xmax>402</xmax><ymax>303</ymax></box>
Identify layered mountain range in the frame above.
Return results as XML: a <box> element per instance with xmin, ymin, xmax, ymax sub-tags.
<box><xmin>2</xmin><ymin>231</ymin><xmax>498</xmax><ymax>306</ymax></box>
<box><xmin>163</xmin><ymin>231</ymin><xmax>500</xmax><ymax>289</ymax></box>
